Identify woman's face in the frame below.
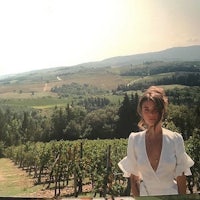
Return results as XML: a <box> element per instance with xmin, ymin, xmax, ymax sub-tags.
<box><xmin>141</xmin><ymin>100</ymin><xmax>160</xmax><ymax>127</ymax></box>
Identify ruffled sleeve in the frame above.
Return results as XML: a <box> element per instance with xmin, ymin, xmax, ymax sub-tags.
<box><xmin>118</xmin><ymin>133</ymin><xmax>140</xmax><ymax>177</ymax></box>
<box><xmin>174</xmin><ymin>132</ymin><xmax>194</xmax><ymax>178</ymax></box>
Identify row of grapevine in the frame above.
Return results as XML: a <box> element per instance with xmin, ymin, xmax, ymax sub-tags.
<box><xmin>4</xmin><ymin>139</ymin><xmax>130</xmax><ymax>197</ymax></box>
<box><xmin>4</xmin><ymin>135</ymin><xmax>199</xmax><ymax>197</ymax></box>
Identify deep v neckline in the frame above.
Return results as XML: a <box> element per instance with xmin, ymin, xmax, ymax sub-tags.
<box><xmin>144</xmin><ymin>130</ymin><xmax>164</xmax><ymax>173</ymax></box>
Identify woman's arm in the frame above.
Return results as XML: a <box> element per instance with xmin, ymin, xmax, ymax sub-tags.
<box><xmin>130</xmin><ymin>174</ymin><xmax>140</xmax><ymax>197</ymax></box>
<box><xmin>176</xmin><ymin>173</ymin><xmax>187</xmax><ymax>195</ymax></box>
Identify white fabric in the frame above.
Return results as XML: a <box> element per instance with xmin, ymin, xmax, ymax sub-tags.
<box><xmin>118</xmin><ymin>128</ymin><xmax>194</xmax><ymax>196</ymax></box>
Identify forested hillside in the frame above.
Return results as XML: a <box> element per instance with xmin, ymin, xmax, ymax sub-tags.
<box><xmin>0</xmin><ymin>61</ymin><xmax>199</xmax><ymax>144</ymax></box>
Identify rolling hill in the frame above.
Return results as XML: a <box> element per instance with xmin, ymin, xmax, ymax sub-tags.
<box><xmin>1</xmin><ymin>45</ymin><xmax>200</xmax><ymax>78</ymax></box>
<box><xmin>0</xmin><ymin>45</ymin><xmax>199</xmax><ymax>98</ymax></box>
<box><xmin>98</xmin><ymin>45</ymin><xmax>200</xmax><ymax>67</ymax></box>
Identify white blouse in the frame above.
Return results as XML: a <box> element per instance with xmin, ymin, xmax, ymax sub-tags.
<box><xmin>118</xmin><ymin>128</ymin><xmax>194</xmax><ymax>196</ymax></box>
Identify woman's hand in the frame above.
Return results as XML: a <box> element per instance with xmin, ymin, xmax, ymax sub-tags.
<box><xmin>130</xmin><ymin>174</ymin><xmax>140</xmax><ymax>197</ymax></box>
<box><xmin>177</xmin><ymin>173</ymin><xmax>187</xmax><ymax>194</ymax></box>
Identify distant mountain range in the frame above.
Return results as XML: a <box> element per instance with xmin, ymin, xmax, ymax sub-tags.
<box><xmin>80</xmin><ymin>45</ymin><xmax>200</xmax><ymax>68</ymax></box>
<box><xmin>1</xmin><ymin>45</ymin><xmax>200</xmax><ymax>79</ymax></box>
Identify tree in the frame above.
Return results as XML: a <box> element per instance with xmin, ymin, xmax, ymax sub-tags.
<box><xmin>130</xmin><ymin>93</ymin><xmax>140</xmax><ymax>131</ymax></box>
<box><xmin>167</xmin><ymin>104</ymin><xmax>195</xmax><ymax>140</ymax></box>
<box><xmin>63</xmin><ymin>105</ymin><xmax>87</xmax><ymax>140</ymax></box>
<box><xmin>5</xmin><ymin>118</ymin><xmax>21</xmax><ymax>146</ymax></box>
<box><xmin>82</xmin><ymin>107</ymin><xmax>118</xmax><ymax>139</ymax></box>
<box><xmin>64</xmin><ymin>120</ymin><xmax>81</xmax><ymax>140</ymax></box>
<box><xmin>116</xmin><ymin>93</ymin><xmax>136</xmax><ymax>138</ymax></box>
<box><xmin>51</xmin><ymin>108</ymin><xmax>67</xmax><ymax>140</ymax></box>
<box><xmin>185</xmin><ymin>128</ymin><xmax>200</xmax><ymax>192</ymax></box>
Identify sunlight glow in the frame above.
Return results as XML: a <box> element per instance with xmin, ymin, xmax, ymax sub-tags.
<box><xmin>0</xmin><ymin>0</ymin><xmax>199</xmax><ymax>75</ymax></box>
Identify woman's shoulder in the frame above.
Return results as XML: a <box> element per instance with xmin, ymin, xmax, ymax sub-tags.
<box><xmin>162</xmin><ymin>128</ymin><xmax>183</xmax><ymax>141</ymax></box>
<box><xmin>129</xmin><ymin>130</ymin><xmax>145</xmax><ymax>140</ymax></box>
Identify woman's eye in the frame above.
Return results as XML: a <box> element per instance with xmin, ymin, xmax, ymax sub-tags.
<box><xmin>143</xmin><ymin>108</ymin><xmax>158</xmax><ymax>113</ymax></box>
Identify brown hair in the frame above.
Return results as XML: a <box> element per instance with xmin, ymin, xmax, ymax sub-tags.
<box><xmin>137</xmin><ymin>86</ymin><xmax>168</xmax><ymax>130</ymax></box>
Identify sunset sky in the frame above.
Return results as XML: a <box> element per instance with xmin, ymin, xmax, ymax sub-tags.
<box><xmin>0</xmin><ymin>0</ymin><xmax>199</xmax><ymax>76</ymax></box>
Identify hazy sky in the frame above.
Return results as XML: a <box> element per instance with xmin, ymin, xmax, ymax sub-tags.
<box><xmin>0</xmin><ymin>0</ymin><xmax>200</xmax><ymax>76</ymax></box>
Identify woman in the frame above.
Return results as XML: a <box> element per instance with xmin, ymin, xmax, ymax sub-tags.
<box><xmin>118</xmin><ymin>86</ymin><xmax>194</xmax><ymax>197</ymax></box>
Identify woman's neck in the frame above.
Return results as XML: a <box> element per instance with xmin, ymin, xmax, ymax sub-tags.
<box><xmin>147</xmin><ymin>124</ymin><xmax>162</xmax><ymax>136</ymax></box>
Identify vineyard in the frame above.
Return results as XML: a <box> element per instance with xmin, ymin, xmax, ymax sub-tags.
<box><xmin>4</xmin><ymin>139</ymin><xmax>130</xmax><ymax>198</ymax></box>
<box><xmin>3</xmin><ymin>131</ymin><xmax>200</xmax><ymax>198</ymax></box>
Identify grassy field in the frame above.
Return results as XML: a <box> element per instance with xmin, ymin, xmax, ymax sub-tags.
<box><xmin>0</xmin><ymin>62</ymin><xmax>195</xmax><ymax>111</ymax></box>
<box><xmin>0</xmin><ymin>66</ymin><xmax>129</xmax><ymax>110</ymax></box>
<box><xmin>0</xmin><ymin>67</ymin><xmax>129</xmax><ymax>95</ymax></box>
<box><xmin>0</xmin><ymin>158</ymin><xmax>44</xmax><ymax>197</ymax></box>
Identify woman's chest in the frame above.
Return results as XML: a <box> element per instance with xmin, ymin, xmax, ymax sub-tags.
<box><xmin>135</xmin><ymin>135</ymin><xmax>177</xmax><ymax>172</ymax></box>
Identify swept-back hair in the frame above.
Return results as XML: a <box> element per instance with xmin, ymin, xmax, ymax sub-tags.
<box><xmin>137</xmin><ymin>86</ymin><xmax>168</xmax><ymax>130</ymax></box>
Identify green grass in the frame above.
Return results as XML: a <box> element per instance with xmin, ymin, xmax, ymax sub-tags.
<box><xmin>0</xmin><ymin>158</ymin><xmax>43</xmax><ymax>197</ymax></box>
<box><xmin>0</xmin><ymin>84</ymin><xmax>188</xmax><ymax>110</ymax></box>
<box><xmin>0</xmin><ymin>96</ymin><xmax>71</xmax><ymax>108</ymax></box>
